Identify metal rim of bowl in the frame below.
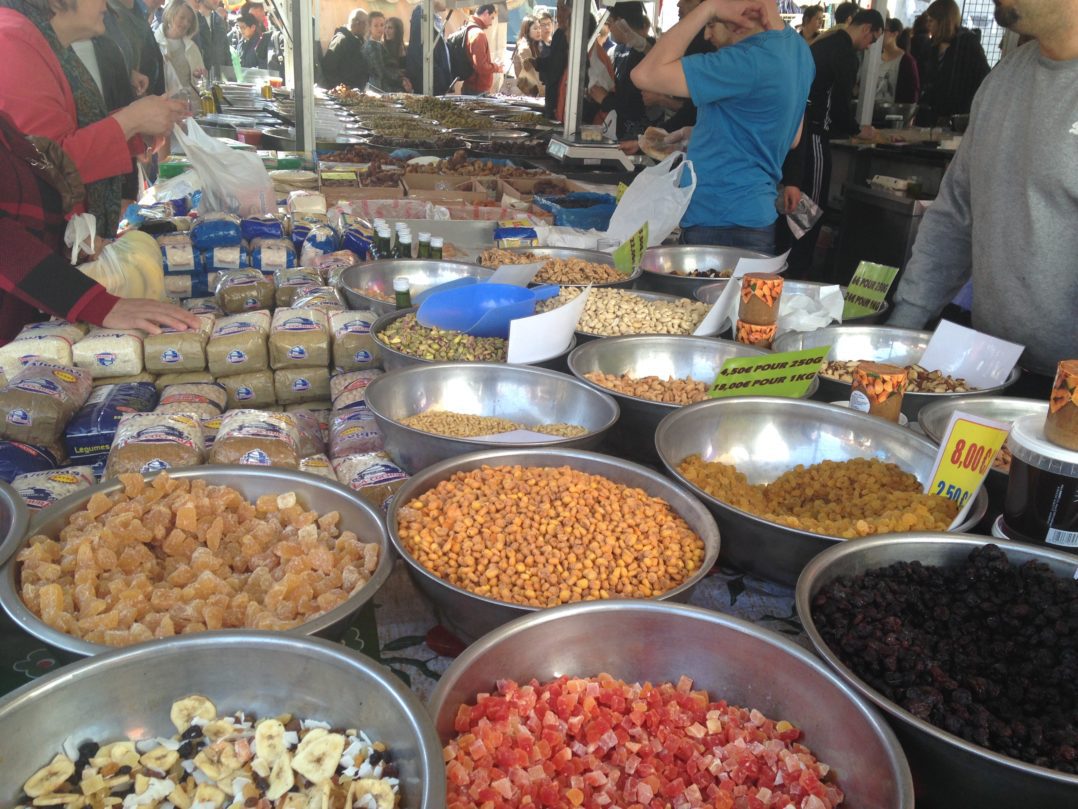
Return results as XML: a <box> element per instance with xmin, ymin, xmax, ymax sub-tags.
<box><xmin>427</xmin><ymin>598</ymin><xmax>916</xmax><ymax>807</ymax></box>
<box><xmin>363</xmin><ymin>362</ymin><xmax>621</xmax><ymax>450</ymax></box>
<box><xmin>0</xmin><ymin>629</ymin><xmax>448</xmax><ymax>808</ymax></box>
<box><xmin>654</xmin><ymin>396</ymin><xmax>989</xmax><ymax>543</ymax></box>
<box><xmin>340</xmin><ymin>259</ymin><xmax>492</xmax><ymax>311</ymax></box>
<box><xmin>573</xmin><ymin>289</ymin><xmax>715</xmax><ymax>339</ymax></box>
<box><xmin>0</xmin><ymin>481</ymin><xmax>30</xmax><ymax>569</ymax></box>
<box><xmin>795</xmin><ymin>534</ymin><xmax>1078</xmax><ymax>789</ymax></box>
<box><xmin>916</xmin><ymin>396</ymin><xmax>1049</xmax><ymax>445</ymax></box>
<box><xmin>0</xmin><ymin>466</ymin><xmax>393</xmax><ymax>657</ymax></box>
<box><xmin>385</xmin><ymin>447</ymin><xmax>721</xmax><ymax>616</ymax></box>
<box><xmin>492</xmin><ymin>246</ymin><xmax>642</xmax><ymax>288</ymax></box>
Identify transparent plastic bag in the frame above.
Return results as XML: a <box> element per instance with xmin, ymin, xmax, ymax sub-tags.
<box><xmin>605</xmin><ymin>153</ymin><xmax>696</xmax><ymax>247</ymax></box>
<box><xmin>172</xmin><ymin>119</ymin><xmax>275</xmax><ymax>217</ymax></box>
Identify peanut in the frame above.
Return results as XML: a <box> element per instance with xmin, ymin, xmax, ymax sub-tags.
<box><xmin>585</xmin><ymin>372</ymin><xmax>709</xmax><ymax>406</ymax></box>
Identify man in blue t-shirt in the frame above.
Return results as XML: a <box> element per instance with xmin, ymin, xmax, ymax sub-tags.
<box><xmin>632</xmin><ymin>0</ymin><xmax>814</xmax><ymax>252</ymax></box>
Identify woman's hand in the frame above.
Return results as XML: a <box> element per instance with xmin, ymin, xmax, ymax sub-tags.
<box><xmin>102</xmin><ymin>299</ymin><xmax>202</xmax><ymax>334</ymax></box>
<box><xmin>130</xmin><ymin>70</ymin><xmax>150</xmax><ymax>97</ymax></box>
<box><xmin>113</xmin><ymin>95</ymin><xmax>190</xmax><ymax>139</ymax></box>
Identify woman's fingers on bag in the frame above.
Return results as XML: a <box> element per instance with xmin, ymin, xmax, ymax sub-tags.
<box><xmin>103</xmin><ymin>299</ymin><xmax>200</xmax><ymax>334</ymax></box>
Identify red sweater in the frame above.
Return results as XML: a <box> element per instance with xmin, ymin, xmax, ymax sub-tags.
<box><xmin>0</xmin><ymin>111</ymin><xmax>118</xmax><ymax>345</ymax></box>
<box><xmin>461</xmin><ymin>17</ymin><xmax>498</xmax><ymax>94</ymax></box>
<box><xmin>0</xmin><ymin>9</ymin><xmax>138</xmax><ymax>187</ymax></box>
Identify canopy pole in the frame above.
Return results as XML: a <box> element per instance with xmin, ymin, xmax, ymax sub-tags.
<box><xmin>290</xmin><ymin>0</ymin><xmax>316</xmax><ymax>150</ymax></box>
<box><xmin>423</xmin><ymin>0</ymin><xmax>435</xmax><ymax>96</ymax></box>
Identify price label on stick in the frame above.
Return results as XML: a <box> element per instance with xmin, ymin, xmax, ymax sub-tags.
<box><xmin>842</xmin><ymin>261</ymin><xmax>900</xmax><ymax>320</ymax></box>
<box><xmin>708</xmin><ymin>346</ymin><xmax>831</xmax><ymax>399</ymax></box>
<box><xmin>926</xmin><ymin>410</ymin><xmax>1011</xmax><ymax>528</ymax></box>
<box><xmin>612</xmin><ymin>222</ymin><xmax>648</xmax><ymax>275</ymax></box>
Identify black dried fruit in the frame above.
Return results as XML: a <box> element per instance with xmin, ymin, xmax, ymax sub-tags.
<box><xmin>181</xmin><ymin>725</ymin><xmax>203</xmax><ymax>740</ymax></box>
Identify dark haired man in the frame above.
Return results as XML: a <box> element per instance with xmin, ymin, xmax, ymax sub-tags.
<box><xmin>461</xmin><ymin>3</ymin><xmax>503</xmax><ymax>94</ymax></box>
<box><xmin>800</xmin><ymin>4</ymin><xmax>823</xmax><ymax>41</ymax></box>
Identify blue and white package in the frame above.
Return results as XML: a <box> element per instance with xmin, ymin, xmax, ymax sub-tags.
<box><xmin>241</xmin><ymin>214</ymin><xmax>285</xmax><ymax>242</ymax></box>
<box><xmin>201</xmin><ymin>242</ymin><xmax>250</xmax><ymax>272</ymax></box>
<box><xmin>190</xmin><ymin>212</ymin><xmax>242</xmax><ymax>250</ymax></box>
<box><xmin>248</xmin><ymin>237</ymin><xmax>296</xmax><ymax>273</ymax></box>
<box><xmin>12</xmin><ymin>467</ymin><xmax>95</xmax><ymax>510</ymax></box>
<box><xmin>341</xmin><ymin>226</ymin><xmax>374</xmax><ymax>260</ymax></box>
<box><xmin>63</xmin><ymin>382</ymin><xmax>159</xmax><ymax>463</ymax></box>
<box><xmin>157</xmin><ymin>233</ymin><xmax>203</xmax><ymax>275</ymax></box>
<box><xmin>300</xmin><ymin>223</ymin><xmax>340</xmax><ymax>265</ymax></box>
<box><xmin>0</xmin><ymin>441</ymin><xmax>58</xmax><ymax>482</ymax></box>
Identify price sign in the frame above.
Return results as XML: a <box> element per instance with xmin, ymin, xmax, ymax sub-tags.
<box><xmin>926</xmin><ymin>410</ymin><xmax>1011</xmax><ymax>525</ymax></box>
<box><xmin>842</xmin><ymin>261</ymin><xmax>900</xmax><ymax>320</ymax></box>
<box><xmin>613</xmin><ymin>222</ymin><xmax>648</xmax><ymax>275</ymax></box>
<box><xmin>615</xmin><ymin>182</ymin><xmax>629</xmax><ymax>203</ymax></box>
<box><xmin>708</xmin><ymin>346</ymin><xmax>831</xmax><ymax>399</ymax></box>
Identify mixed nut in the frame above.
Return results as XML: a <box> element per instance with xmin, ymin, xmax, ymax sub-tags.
<box><xmin>584</xmin><ymin>372</ymin><xmax>710</xmax><ymax>405</ymax></box>
<box><xmin>479</xmin><ymin>249</ymin><xmax>625</xmax><ymax>285</ymax></box>
<box><xmin>822</xmin><ymin>360</ymin><xmax>976</xmax><ymax>392</ymax></box>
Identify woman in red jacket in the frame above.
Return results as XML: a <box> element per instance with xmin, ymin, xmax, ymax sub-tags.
<box><xmin>0</xmin><ymin>109</ymin><xmax>198</xmax><ymax>345</ymax></box>
<box><xmin>0</xmin><ymin>0</ymin><xmax>188</xmax><ymax>236</ymax></box>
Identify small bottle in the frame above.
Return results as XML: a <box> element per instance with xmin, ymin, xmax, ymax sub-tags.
<box><xmin>377</xmin><ymin>228</ymin><xmax>392</xmax><ymax>259</ymax></box>
<box><xmin>417</xmin><ymin>232</ymin><xmax>432</xmax><ymax>259</ymax></box>
<box><xmin>261</xmin><ymin>80</ymin><xmax>274</xmax><ymax>100</ymax></box>
<box><xmin>398</xmin><ymin>232</ymin><xmax>413</xmax><ymax>259</ymax></box>
<box><xmin>430</xmin><ymin>236</ymin><xmax>444</xmax><ymax>260</ymax></box>
<box><xmin>198</xmin><ymin>78</ymin><xmax>216</xmax><ymax>115</ymax></box>
<box><xmin>393</xmin><ymin>276</ymin><xmax>412</xmax><ymax>309</ymax></box>
<box><xmin>211</xmin><ymin>81</ymin><xmax>225</xmax><ymax>112</ymax></box>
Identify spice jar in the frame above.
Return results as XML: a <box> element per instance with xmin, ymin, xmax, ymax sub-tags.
<box><xmin>849</xmin><ymin>362</ymin><xmax>908</xmax><ymax>422</ymax></box>
<box><xmin>1002</xmin><ymin>413</ymin><xmax>1078</xmax><ymax>551</ymax></box>
<box><xmin>1045</xmin><ymin>359</ymin><xmax>1078</xmax><ymax>450</ymax></box>
<box><xmin>738</xmin><ymin>273</ymin><xmax>784</xmax><ymax>326</ymax></box>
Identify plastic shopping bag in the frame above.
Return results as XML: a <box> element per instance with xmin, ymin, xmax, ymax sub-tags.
<box><xmin>64</xmin><ymin>213</ymin><xmax>97</xmax><ymax>263</ymax></box>
<box><xmin>604</xmin><ymin>153</ymin><xmax>696</xmax><ymax>247</ymax></box>
<box><xmin>78</xmin><ymin>231</ymin><xmax>166</xmax><ymax>301</ymax></box>
<box><xmin>172</xmin><ymin>119</ymin><xmax>275</xmax><ymax>218</ymax></box>
<box><xmin>782</xmin><ymin>190</ymin><xmax>824</xmax><ymax>239</ymax></box>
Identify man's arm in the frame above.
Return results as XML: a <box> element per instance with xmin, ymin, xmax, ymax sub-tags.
<box><xmin>832</xmin><ymin>46</ymin><xmax>861</xmax><ymax>136</ymax></box>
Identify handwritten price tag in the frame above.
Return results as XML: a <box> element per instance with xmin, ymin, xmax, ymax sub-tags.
<box><xmin>709</xmin><ymin>346</ymin><xmax>831</xmax><ymax>399</ymax></box>
<box><xmin>926</xmin><ymin>410</ymin><xmax>1011</xmax><ymax>528</ymax></box>
<box><xmin>613</xmin><ymin>222</ymin><xmax>648</xmax><ymax>275</ymax></box>
<box><xmin>842</xmin><ymin>261</ymin><xmax>899</xmax><ymax>320</ymax></box>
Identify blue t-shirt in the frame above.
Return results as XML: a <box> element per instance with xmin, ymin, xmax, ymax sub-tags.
<box><xmin>680</xmin><ymin>26</ymin><xmax>814</xmax><ymax>229</ymax></box>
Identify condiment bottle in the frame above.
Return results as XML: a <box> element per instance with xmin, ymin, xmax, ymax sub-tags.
<box><xmin>376</xmin><ymin>227</ymin><xmax>392</xmax><ymax>259</ymax></box>
<box><xmin>850</xmin><ymin>362</ymin><xmax>908</xmax><ymax>422</ymax></box>
<box><xmin>398</xmin><ymin>232</ymin><xmax>414</xmax><ymax>259</ymax></box>
<box><xmin>1045</xmin><ymin>359</ymin><xmax>1078</xmax><ymax>450</ymax></box>
<box><xmin>417</xmin><ymin>232</ymin><xmax>432</xmax><ymax>259</ymax></box>
<box><xmin>394</xmin><ymin>276</ymin><xmax>412</xmax><ymax>309</ymax></box>
<box><xmin>430</xmin><ymin>236</ymin><xmax>444</xmax><ymax>260</ymax></box>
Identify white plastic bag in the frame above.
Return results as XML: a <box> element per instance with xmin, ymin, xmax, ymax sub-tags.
<box><xmin>605</xmin><ymin>153</ymin><xmax>696</xmax><ymax>246</ymax></box>
<box><xmin>77</xmin><ymin>231</ymin><xmax>166</xmax><ymax>301</ymax></box>
<box><xmin>64</xmin><ymin>213</ymin><xmax>97</xmax><ymax>263</ymax></box>
<box><xmin>172</xmin><ymin>119</ymin><xmax>275</xmax><ymax>217</ymax></box>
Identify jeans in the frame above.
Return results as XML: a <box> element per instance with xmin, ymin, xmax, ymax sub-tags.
<box><xmin>679</xmin><ymin>222</ymin><xmax>776</xmax><ymax>254</ymax></box>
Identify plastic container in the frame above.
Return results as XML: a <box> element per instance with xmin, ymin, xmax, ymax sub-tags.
<box><xmin>1001</xmin><ymin>413</ymin><xmax>1078</xmax><ymax>552</ymax></box>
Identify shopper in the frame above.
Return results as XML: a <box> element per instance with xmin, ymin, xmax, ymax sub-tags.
<box><xmin>909</xmin><ymin>14</ymin><xmax>932</xmax><ymax>78</ymax></box>
<box><xmin>536</xmin><ymin>0</ymin><xmax>568</xmax><ymax>119</ymax></box>
<box><xmin>643</xmin><ymin>0</ymin><xmax>714</xmax><ymax>134</ymax></box>
<box><xmin>783</xmin><ymin>9</ymin><xmax>883</xmax><ymax>278</ymax></box>
<box><xmin>377</xmin><ymin>16</ymin><xmax>411</xmax><ymax>92</ymax></box>
<box><xmin>109</xmin><ymin>0</ymin><xmax>165</xmax><ymax>95</ymax></box>
<box><xmin>460</xmin><ymin>4</ymin><xmax>503</xmax><ymax>95</ymax></box>
<box><xmin>591</xmin><ymin>2</ymin><xmax>654</xmax><ymax>139</ymax></box>
<box><xmin>197</xmin><ymin>0</ymin><xmax>230</xmax><ymax>73</ymax></box>
<box><xmin>799</xmin><ymin>4</ymin><xmax>823</xmax><ymax>42</ymax></box>
<box><xmin>632</xmin><ymin>0</ymin><xmax>814</xmax><ymax>252</ymax></box>
<box><xmin>235</xmin><ymin>11</ymin><xmax>267</xmax><ymax>69</ymax></box>
<box><xmin>364</xmin><ymin>10</ymin><xmax>392</xmax><ymax>90</ymax></box>
<box><xmin>406</xmin><ymin>0</ymin><xmax>451</xmax><ymax>95</ymax></box>
<box><xmin>916</xmin><ymin>0</ymin><xmax>990</xmax><ymax>125</ymax></box>
<box><xmin>0</xmin><ymin>0</ymin><xmax>188</xmax><ymax>235</ymax></box>
<box><xmin>889</xmin><ymin>0</ymin><xmax>1078</xmax><ymax>393</ymax></box>
<box><xmin>859</xmin><ymin>17</ymin><xmax>920</xmax><ymax>104</ymax></box>
<box><xmin>0</xmin><ymin>110</ymin><xmax>199</xmax><ymax>344</ymax></box>
<box><xmin>323</xmin><ymin>9</ymin><xmax>370</xmax><ymax>89</ymax></box>
<box><xmin>156</xmin><ymin>1</ymin><xmax>206</xmax><ymax>97</ymax></box>
<box><xmin>512</xmin><ymin>15</ymin><xmax>544</xmax><ymax>96</ymax></box>
<box><xmin>537</xmin><ymin>7</ymin><xmax>553</xmax><ymax>47</ymax></box>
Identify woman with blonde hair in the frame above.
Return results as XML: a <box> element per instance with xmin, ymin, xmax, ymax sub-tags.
<box><xmin>512</xmin><ymin>15</ymin><xmax>544</xmax><ymax>96</ymax></box>
<box><xmin>155</xmin><ymin>0</ymin><xmax>205</xmax><ymax>98</ymax></box>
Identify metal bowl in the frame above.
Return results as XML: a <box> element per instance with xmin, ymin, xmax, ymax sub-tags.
<box><xmin>773</xmin><ymin>326</ymin><xmax>1021</xmax><ymax>420</ymax></box>
<box><xmin>386</xmin><ymin>448</ymin><xmax>720</xmax><ymax>641</ymax></box>
<box><xmin>493</xmin><ymin>246</ymin><xmax>640</xmax><ymax>289</ymax></box>
<box><xmin>429</xmin><ymin>600</ymin><xmax>914</xmax><ymax>808</ymax></box>
<box><xmin>448</xmin><ymin>128</ymin><xmax>529</xmax><ymax>141</ymax></box>
<box><xmin>371</xmin><ymin>308</ymin><xmax>578</xmax><ymax>374</ymax></box>
<box><xmin>796</xmin><ymin>535</ymin><xmax>1078</xmax><ymax>809</ymax></box>
<box><xmin>654</xmin><ymin>398</ymin><xmax>989</xmax><ymax>585</ymax></box>
<box><xmin>637</xmin><ymin>245</ymin><xmax>787</xmax><ymax>297</ymax></box>
<box><xmin>0</xmin><ymin>466</ymin><xmax>392</xmax><ymax>657</ymax></box>
<box><xmin>573</xmin><ymin>289</ymin><xmax>719</xmax><ymax>342</ymax></box>
<box><xmin>567</xmin><ymin>335</ymin><xmax>773</xmax><ymax>462</ymax></box>
<box><xmin>0</xmin><ymin>631</ymin><xmax>445</xmax><ymax>808</ymax></box>
<box><xmin>695</xmin><ymin>279</ymin><xmax>891</xmax><ymax>325</ymax></box>
<box><xmin>0</xmin><ymin>481</ymin><xmax>29</xmax><ymax>569</ymax></box>
<box><xmin>364</xmin><ymin>363</ymin><xmax>620</xmax><ymax>473</ymax></box>
<box><xmin>338</xmin><ymin>259</ymin><xmax>493</xmax><ymax>316</ymax></box>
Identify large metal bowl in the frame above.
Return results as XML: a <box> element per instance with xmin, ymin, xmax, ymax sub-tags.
<box><xmin>371</xmin><ymin>308</ymin><xmax>578</xmax><ymax>374</ymax></box>
<box><xmin>573</xmin><ymin>289</ymin><xmax>719</xmax><ymax>342</ymax></box>
<box><xmin>796</xmin><ymin>535</ymin><xmax>1078</xmax><ymax>809</ymax></box>
<box><xmin>339</xmin><ymin>259</ymin><xmax>493</xmax><ymax>316</ymax></box>
<box><xmin>386</xmin><ymin>448</ymin><xmax>720</xmax><ymax>641</ymax></box>
<box><xmin>773</xmin><ymin>326</ymin><xmax>1021</xmax><ymax>420</ymax></box>
<box><xmin>0</xmin><ymin>631</ymin><xmax>445</xmax><ymax>808</ymax></box>
<box><xmin>429</xmin><ymin>600</ymin><xmax>914</xmax><ymax>808</ymax></box>
<box><xmin>637</xmin><ymin>245</ymin><xmax>786</xmax><ymax>297</ymax></box>
<box><xmin>695</xmin><ymin>279</ymin><xmax>891</xmax><ymax>325</ymax></box>
<box><xmin>364</xmin><ymin>362</ymin><xmax>620</xmax><ymax>473</ymax></box>
<box><xmin>492</xmin><ymin>246</ymin><xmax>640</xmax><ymax>289</ymax></box>
<box><xmin>567</xmin><ymin>335</ymin><xmax>775</xmax><ymax>462</ymax></box>
<box><xmin>0</xmin><ymin>466</ymin><xmax>392</xmax><ymax>657</ymax></box>
<box><xmin>654</xmin><ymin>397</ymin><xmax>988</xmax><ymax>585</ymax></box>
<box><xmin>0</xmin><ymin>481</ymin><xmax>29</xmax><ymax>569</ymax></box>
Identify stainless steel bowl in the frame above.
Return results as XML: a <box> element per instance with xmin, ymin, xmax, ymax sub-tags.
<box><xmin>448</xmin><ymin>128</ymin><xmax>529</xmax><ymax>141</ymax></box>
<box><xmin>0</xmin><ymin>481</ymin><xmax>29</xmax><ymax>569</ymax></box>
<box><xmin>695</xmin><ymin>279</ymin><xmax>891</xmax><ymax>324</ymax></box>
<box><xmin>796</xmin><ymin>535</ymin><xmax>1078</xmax><ymax>809</ymax></box>
<box><xmin>654</xmin><ymin>397</ymin><xmax>988</xmax><ymax>585</ymax></box>
<box><xmin>364</xmin><ymin>363</ymin><xmax>620</xmax><ymax>473</ymax></box>
<box><xmin>495</xmin><ymin>246</ymin><xmax>640</xmax><ymax>289</ymax></box>
<box><xmin>429</xmin><ymin>600</ymin><xmax>914</xmax><ymax>808</ymax></box>
<box><xmin>567</xmin><ymin>335</ymin><xmax>776</xmax><ymax>462</ymax></box>
<box><xmin>574</xmin><ymin>289</ymin><xmax>719</xmax><ymax>342</ymax></box>
<box><xmin>386</xmin><ymin>448</ymin><xmax>720</xmax><ymax>641</ymax></box>
<box><xmin>371</xmin><ymin>308</ymin><xmax>578</xmax><ymax>374</ymax></box>
<box><xmin>339</xmin><ymin>259</ymin><xmax>493</xmax><ymax>316</ymax></box>
<box><xmin>637</xmin><ymin>245</ymin><xmax>786</xmax><ymax>297</ymax></box>
<box><xmin>772</xmin><ymin>326</ymin><xmax>1021</xmax><ymax>420</ymax></box>
<box><xmin>0</xmin><ymin>466</ymin><xmax>392</xmax><ymax>657</ymax></box>
<box><xmin>0</xmin><ymin>631</ymin><xmax>445</xmax><ymax>808</ymax></box>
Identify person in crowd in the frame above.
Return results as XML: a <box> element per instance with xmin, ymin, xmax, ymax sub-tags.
<box><xmin>364</xmin><ymin>10</ymin><xmax>392</xmax><ymax>89</ymax></box>
<box><xmin>145</xmin><ymin>0</ymin><xmax>163</xmax><ymax>28</ymax></box>
<box><xmin>597</xmin><ymin>21</ymin><xmax>613</xmax><ymax>53</ymax></box>
<box><xmin>512</xmin><ymin>14</ymin><xmax>544</xmax><ymax>96</ymax></box>
<box><xmin>156</xmin><ymin>1</ymin><xmax>206</xmax><ymax>96</ymax></box>
<box><xmin>460</xmin><ymin>4</ymin><xmax>503</xmax><ymax>94</ymax></box>
<box><xmin>536</xmin><ymin>0</ymin><xmax>568</xmax><ymax>118</ymax></box>
<box><xmin>0</xmin><ymin>0</ymin><xmax>188</xmax><ymax>235</ymax></box>
<box><xmin>265</xmin><ymin>7</ymin><xmax>289</xmax><ymax>76</ymax></box>
<box><xmin>799</xmin><ymin>4</ymin><xmax>823</xmax><ymax>42</ymax></box>
<box><xmin>235</xmin><ymin>11</ymin><xmax>266</xmax><ymax>69</ymax></box>
<box><xmin>0</xmin><ymin>110</ymin><xmax>200</xmax><ymax>343</ymax></box>
<box><xmin>406</xmin><ymin>0</ymin><xmax>450</xmax><ymax>94</ymax></box>
<box><xmin>859</xmin><ymin>17</ymin><xmax>920</xmax><ymax>103</ymax></box>
<box><xmin>890</xmin><ymin>0</ymin><xmax>1077</xmax><ymax>393</ymax></box>
<box><xmin>322</xmin><ymin>9</ymin><xmax>368</xmax><ymax>89</ymax></box>
<box><xmin>110</xmin><ymin>0</ymin><xmax>164</xmax><ymax>94</ymax></box>
<box><xmin>832</xmin><ymin>1</ymin><xmax>859</xmax><ymax>27</ymax></box>
<box><xmin>641</xmin><ymin>0</ymin><xmax>714</xmax><ymax>133</ymax></box>
<box><xmin>537</xmin><ymin>7</ymin><xmax>553</xmax><ymax>46</ymax></box>
<box><xmin>783</xmin><ymin>9</ymin><xmax>883</xmax><ymax>278</ymax></box>
<box><xmin>196</xmin><ymin>0</ymin><xmax>229</xmax><ymax>72</ymax></box>
<box><xmin>632</xmin><ymin>0</ymin><xmax>814</xmax><ymax>252</ymax></box>
<box><xmin>179</xmin><ymin>0</ymin><xmax>208</xmax><ymax>65</ymax></box>
<box><xmin>369</xmin><ymin>15</ymin><xmax>409</xmax><ymax>91</ymax></box>
<box><xmin>908</xmin><ymin>13</ymin><xmax>932</xmax><ymax>75</ymax></box>
<box><xmin>591</xmin><ymin>2</ymin><xmax>654</xmax><ymax>139</ymax></box>
<box><xmin>915</xmin><ymin>0</ymin><xmax>989</xmax><ymax>125</ymax></box>
<box><xmin>240</xmin><ymin>0</ymin><xmax>265</xmax><ymax>30</ymax></box>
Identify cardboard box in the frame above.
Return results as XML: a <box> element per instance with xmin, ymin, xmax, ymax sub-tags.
<box><xmin>499</xmin><ymin>175</ymin><xmax>579</xmax><ymax>202</ymax></box>
<box><xmin>322</xmin><ymin>182</ymin><xmax>405</xmax><ymax>207</ymax></box>
<box><xmin>402</xmin><ymin>173</ymin><xmax>485</xmax><ymax>193</ymax></box>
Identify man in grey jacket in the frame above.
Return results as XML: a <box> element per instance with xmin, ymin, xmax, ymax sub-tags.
<box><xmin>888</xmin><ymin>0</ymin><xmax>1077</xmax><ymax>394</ymax></box>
